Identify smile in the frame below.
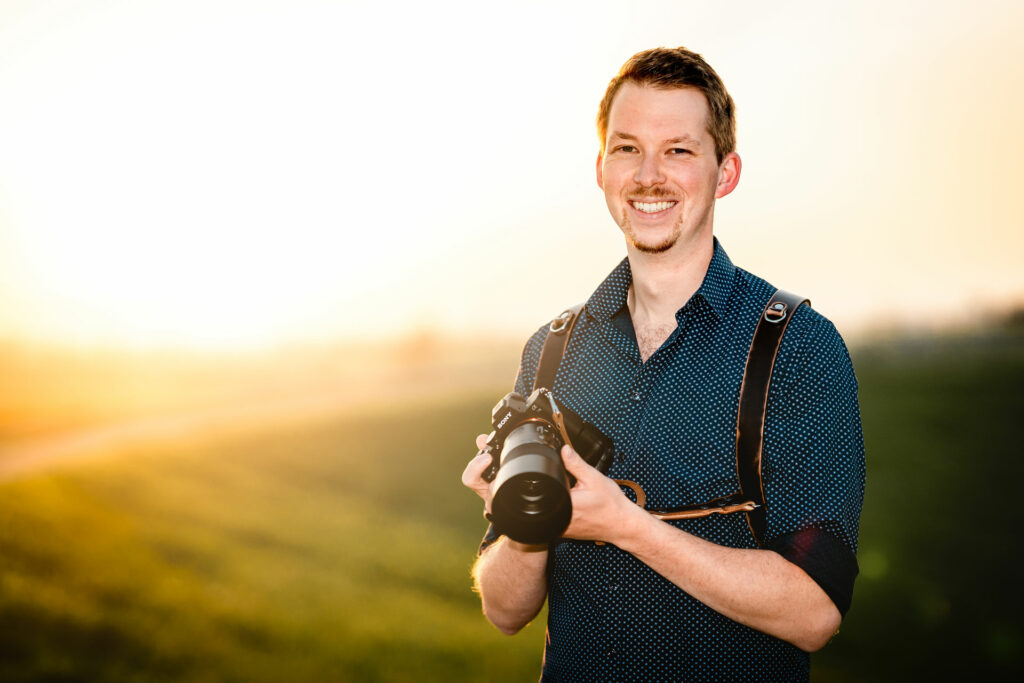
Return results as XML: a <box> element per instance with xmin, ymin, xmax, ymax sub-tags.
<box><xmin>630</xmin><ymin>200</ymin><xmax>676</xmax><ymax>214</ymax></box>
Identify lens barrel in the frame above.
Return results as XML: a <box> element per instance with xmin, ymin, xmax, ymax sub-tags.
<box><xmin>490</xmin><ymin>421</ymin><xmax>571</xmax><ymax>545</ymax></box>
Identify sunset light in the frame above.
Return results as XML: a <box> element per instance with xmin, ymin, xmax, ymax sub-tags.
<box><xmin>1</xmin><ymin>0</ymin><xmax>1022</xmax><ymax>351</ymax></box>
<box><xmin>1</xmin><ymin>3</ymin><xmax>1022</xmax><ymax>680</ymax></box>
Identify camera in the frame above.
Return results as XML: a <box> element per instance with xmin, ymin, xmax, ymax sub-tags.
<box><xmin>479</xmin><ymin>388</ymin><xmax>615</xmax><ymax>545</ymax></box>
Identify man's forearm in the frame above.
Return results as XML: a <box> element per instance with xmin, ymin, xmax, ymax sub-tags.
<box><xmin>613</xmin><ymin>507</ymin><xmax>840</xmax><ymax>652</ymax></box>
<box><xmin>472</xmin><ymin>537</ymin><xmax>549</xmax><ymax>635</ymax></box>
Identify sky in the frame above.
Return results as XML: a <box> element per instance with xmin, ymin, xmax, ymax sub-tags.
<box><xmin>0</xmin><ymin>0</ymin><xmax>1022</xmax><ymax>350</ymax></box>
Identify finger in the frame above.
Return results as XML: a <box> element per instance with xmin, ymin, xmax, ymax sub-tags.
<box><xmin>561</xmin><ymin>444</ymin><xmax>596</xmax><ymax>482</ymax></box>
<box><xmin>461</xmin><ymin>450</ymin><xmax>492</xmax><ymax>488</ymax></box>
<box><xmin>475</xmin><ymin>433</ymin><xmax>489</xmax><ymax>450</ymax></box>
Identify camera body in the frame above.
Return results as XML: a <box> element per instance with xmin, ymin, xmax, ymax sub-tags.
<box><xmin>480</xmin><ymin>388</ymin><xmax>615</xmax><ymax>544</ymax></box>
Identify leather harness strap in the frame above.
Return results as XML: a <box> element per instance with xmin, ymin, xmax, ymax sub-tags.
<box><xmin>736</xmin><ymin>289</ymin><xmax>809</xmax><ymax>546</ymax></box>
<box><xmin>533</xmin><ymin>303</ymin><xmax>585</xmax><ymax>392</ymax></box>
<box><xmin>532</xmin><ymin>290</ymin><xmax>808</xmax><ymax>548</ymax></box>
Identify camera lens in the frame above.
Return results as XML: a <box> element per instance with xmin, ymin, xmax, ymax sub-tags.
<box><xmin>490</xmin><ymin>421</ymin><xmax>572</xmax><ymax>544</ymax></box>
<box><xmin>516</xmin><ymin>477</ymin><xmax>552</xmax><ymax>514</ymax></box>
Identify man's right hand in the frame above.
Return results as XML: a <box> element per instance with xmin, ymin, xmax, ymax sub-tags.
<box><xmin>461</xmin><ymin>434</ymin><xmax>494</xmax><ymax>513</ymax></box>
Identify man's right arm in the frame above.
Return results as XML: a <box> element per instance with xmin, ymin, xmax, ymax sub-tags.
<box><xmin>471</xmin><ymin>537</ymin><xmax>548</xmax><ymax>635</ymax></box>
<box><xmin>464</xmin><ymin>326</ymin><xmax>552</xmax><ymax>634</ymax></box>
<box><xmin>462</xmin><ymin>445</ymin><xmax>549</xmax><ymax>635</ymax></box>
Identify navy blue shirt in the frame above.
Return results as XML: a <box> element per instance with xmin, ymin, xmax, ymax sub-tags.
<box><xmin>502</xmin><ymin>240</ymin><xmax>865</xmax><ymax>682</ymax></box>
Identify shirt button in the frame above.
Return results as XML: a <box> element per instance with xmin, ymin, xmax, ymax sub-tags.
<box><xmin>608</xmin><ymin>583</ymin><xmax>619</xmax><ymax>591</ymax></box>
<box><xmin>631</xmin><ymin>391</ymin><xmax>641</xmax><ymax>401</ymax></box>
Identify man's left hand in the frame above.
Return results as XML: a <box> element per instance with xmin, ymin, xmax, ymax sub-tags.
<box><xmin>561</xmin><ymin>444</ymin><xmax>645</xmax><ymax>545</ymax></box>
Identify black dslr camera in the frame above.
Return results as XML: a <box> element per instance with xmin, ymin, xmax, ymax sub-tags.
<box><xmin>479</xmin><ymin>388</ymin><xmax>615</xmax><ymax>545</ymax></box>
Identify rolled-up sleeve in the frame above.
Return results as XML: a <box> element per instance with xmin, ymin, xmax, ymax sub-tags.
<box><xmin>762</xmin><ymin>311</ymin><xmax>866</xmax><ymax>615</ymax></box>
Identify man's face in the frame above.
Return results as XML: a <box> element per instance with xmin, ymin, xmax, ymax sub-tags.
<box><xmin>597</xmin><ymin>82</ymin><xmax>739</xmax><ymax>255</ymax></box>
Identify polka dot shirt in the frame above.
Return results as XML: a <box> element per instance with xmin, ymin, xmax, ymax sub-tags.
<box><xmin>507</xmin><ymin>240</ymin><xmax>865</xmax><ymax>682</ymax></box>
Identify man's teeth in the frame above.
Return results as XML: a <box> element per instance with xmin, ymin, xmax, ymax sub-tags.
<box><xmin>632</xmin><ymin>201</ymin><xmax>675</xmax><ymax>213</ymax></box>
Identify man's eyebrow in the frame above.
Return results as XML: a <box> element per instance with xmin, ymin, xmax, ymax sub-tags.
<box><xmin>665</xmin><ymin>135</ymin><xmax>701</xmax><ymax>147</ymax></box>
<box><xmin>609</xmin><ymin>131</ymin><xmax>702</xmax><ymax>147</ymax></box>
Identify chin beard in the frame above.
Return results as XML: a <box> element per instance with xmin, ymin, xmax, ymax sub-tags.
<box><xmin>621</xmin><ymin>209</ymin><xmax>680</xmax><ymax>254</ymax></box>
<box><xmin>630</xmin><ymin>233</ymin><xmax>677</xmax><ymax>254</ymax></box>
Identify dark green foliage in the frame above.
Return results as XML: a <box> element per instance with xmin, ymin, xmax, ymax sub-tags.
<box><xmin>813</xmin><ymin>334</ymin><xmax>1024</xmax><ymax>680</ymax></box>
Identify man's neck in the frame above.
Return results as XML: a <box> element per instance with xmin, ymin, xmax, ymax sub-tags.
<box><xmin>627</xmin><ymin>235</ymin><xmax>715</xmax><ymax>328</ymax></box>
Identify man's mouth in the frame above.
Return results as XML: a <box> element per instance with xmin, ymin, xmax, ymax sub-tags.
<box><xmin>630</xmin><ymin>200</ymin><xmax>677</xmax><ymax>214</ymax></box>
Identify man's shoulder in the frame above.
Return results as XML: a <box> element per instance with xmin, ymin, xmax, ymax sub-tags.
<box><xmin>731</xmin><ymin>264</ymin><xmax>840</xmax><ymax>342</ymax></box>
<box><xmin>514</xmin><ymin>300</ymin><xmax>595</xmax><ymax>394</ymax></box>
<box><xmin>513</xmin><ymin>317</ymin><xmax>559</xmax><ymax>395</ymax></box>
<box><xmin>522</xmin><ymin>320</ymin><xmax>552</xmax><ymax>358</ymax></box>
<box><xmin>728</xmin><ymin>264</ymin><xmax>855</xmax><ymax>399</ymax></box>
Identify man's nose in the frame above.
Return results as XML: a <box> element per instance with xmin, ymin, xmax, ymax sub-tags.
<box><xmin>633</xmin><ymin>153</ymin><xmax>665</xmax><ymax>187</ymax></box>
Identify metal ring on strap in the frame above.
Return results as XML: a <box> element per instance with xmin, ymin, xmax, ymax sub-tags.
<box><xmin>763</xmin><ymin>301</ymin><xmax>788</xmax><ymax>324</ymax></box>
<box><xmin>549</xmin><ymin>309</ymin><xmax>574</xmax><ymax>334</ymax></box>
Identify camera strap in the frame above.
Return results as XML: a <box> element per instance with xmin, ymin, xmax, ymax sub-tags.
<box><xmin>533</xmin><ymin>290</ymin><xmax>808</xmax><ymax>548</ymax></box>
<box><xmin>734</xmin><ymin>289</ymin><xmax>809</xmax><ymax>546</ymax></box>
<box><xmin>533</xmin><ymin>302</ymin><xmax>586</xmax><ymax>393</ymax></box>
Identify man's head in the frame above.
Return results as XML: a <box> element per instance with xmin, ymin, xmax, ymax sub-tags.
<box><xmin>596</xmin><ymin>47</ymin><xmax>735</xmax><ymax>164</ymax></box>
<box><xmin>595</xmin><ymin>48</ymin><xmax>741</xmax><ymax>256</ymax></box>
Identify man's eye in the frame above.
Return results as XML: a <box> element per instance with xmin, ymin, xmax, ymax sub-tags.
<box><xmin>614</xmin><ymin>145</ymin><xmax>637</xmax><ymax>153</ymax></box>
<box><xmin>669</xmin><ymin>148</ymin><xmax>692</xmax><ymax>155</ymax></box>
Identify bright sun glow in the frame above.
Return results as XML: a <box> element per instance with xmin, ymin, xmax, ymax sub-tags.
<box><xmin>1</xmin><ymin>0</ymin><xmax>1022</xmax><ymax>349</ymax></box>
<box><xmin>1</xmin><ymin>1</ymin><xmax>456</xmax><ymax>348</ymax></box>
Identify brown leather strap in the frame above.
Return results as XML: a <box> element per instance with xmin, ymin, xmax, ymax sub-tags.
<box><xmin>616</xmin><ymin>482</ymin><xmax>758</xmax><ymax>520</ymax></box>
<box><xmin>736</xmin><ymin>289</ymin><xmax>809</xmax><ymax>547</ymax></box>
<box><xmin>533</xmin><ymin>303</ymin><xmax>585</xmax><ymax>391</ymax></box>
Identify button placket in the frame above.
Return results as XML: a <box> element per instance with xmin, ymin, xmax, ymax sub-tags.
<box><xmin>616</xmin><ymin>360</ymin><xmax>646</xmax><ymax>459</ymax></box>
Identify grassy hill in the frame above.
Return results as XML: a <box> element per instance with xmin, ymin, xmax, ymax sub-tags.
<box><xmin>0</xmin><ymin>391</ymin><xmax>546</xmax><ymax>682</ymax></box>
<box><xmin>0</xmin><ymin>329</ymin><xmax>1021</xmax><ymax>680</ymax></box>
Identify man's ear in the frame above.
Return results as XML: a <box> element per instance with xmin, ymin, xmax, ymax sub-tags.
<box><xmin>596</xmin><ymin>152</ymin><xmax>605</xmax><ymax>190</ymax></box>
<box><xmin>715</xmin><ymin>152</ymin><xmax>741</xmax><ymax>198</ymax></box>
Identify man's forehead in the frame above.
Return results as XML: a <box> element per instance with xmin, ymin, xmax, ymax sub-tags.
<box><xmin>606</xmin><ymin>83</ymin><xmax>711</xmax><ymax>142</ymax></box>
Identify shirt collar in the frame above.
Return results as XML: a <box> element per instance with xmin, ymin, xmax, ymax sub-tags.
<box><xmin>585</xmin><ymin>238</ymin><xmax>736</xmax><ymax>322</ymax></box>
<box><xmin>697</xmin><ymin>238</ymin><xmax>736</xmax><ymax>320</ymax></box>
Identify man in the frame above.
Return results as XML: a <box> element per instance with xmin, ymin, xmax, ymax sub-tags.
<box><xmin>462</xmin><ymin>46</ymin><xmax>865</xmax><ymax>682</ymax></box>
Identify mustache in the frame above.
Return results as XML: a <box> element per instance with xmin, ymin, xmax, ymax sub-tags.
<box><xmin>627</xmin><ymin>186</ymin><xmax>675</xmax><ymax>199</ymax></box>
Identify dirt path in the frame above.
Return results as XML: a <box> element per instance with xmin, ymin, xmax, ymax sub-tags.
<box><xmin>0</xmin><ymin>390</ymin><xmax>366</xmax><ymax>483</ymax></box>
<box><xmin>0</xmin><ymin>368</ymin><xmax>503</xmax><ymax>483</ymax></box>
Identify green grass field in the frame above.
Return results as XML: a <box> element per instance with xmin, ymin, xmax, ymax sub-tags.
<box><xmin>1</xmin><ymin>331</ymin><xmax>1021</xmax><ymax>681</ymax></box>
<box><xmin>0</xmin><ymin>391</ymin><xmax>548</xmax><ymax>682</ymax></box>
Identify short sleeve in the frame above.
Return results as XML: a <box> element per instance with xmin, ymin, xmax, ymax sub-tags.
<box><xmin>761</xmin><ymin>310</ymin><xmax>866</xmax><ymax>614</ymax></box>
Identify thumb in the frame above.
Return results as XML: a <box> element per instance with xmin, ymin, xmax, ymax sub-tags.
<box><xmin>561</xmin><ymin>444</ymin><xmax>595</xmax><ymax>481</ymax></box>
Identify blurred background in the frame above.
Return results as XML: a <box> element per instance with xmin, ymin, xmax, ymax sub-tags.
<box><xmin>0</xmin><ymin>0</ymin><xmax>1021</xmax><ymax>680</ymax></box>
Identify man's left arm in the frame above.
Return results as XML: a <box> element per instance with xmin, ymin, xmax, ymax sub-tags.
<box><xmin>562</xmin><ymin>447</ymin><xmax>841</xmax><ymax>652</ymax></box>
<box><xmin>561</xmin><ymin>314</ymin><xmax>865</xmax><ymax>652</ymax></box>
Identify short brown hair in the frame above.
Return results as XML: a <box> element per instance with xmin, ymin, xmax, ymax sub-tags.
<box><xmin>597</xmin><ymin>47</ymin><xmax>736</xmax><ymax>164</ymax></box>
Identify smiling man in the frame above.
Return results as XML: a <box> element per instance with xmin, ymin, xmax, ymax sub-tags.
<box><xmin>462</xmin><ymin>47</ymin><xmax>865</xmax><ymax>682</ymax></box>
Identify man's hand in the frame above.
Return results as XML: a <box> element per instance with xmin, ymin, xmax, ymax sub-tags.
<box><xmin>461</xmin><ymin>434</ymin><xmax>494</xmax><ymax>514</ymax></box>
<box><xmin>561</xmin><ymin>443</ymin><xmax>644</xmax><ymax>546</ymax></box>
